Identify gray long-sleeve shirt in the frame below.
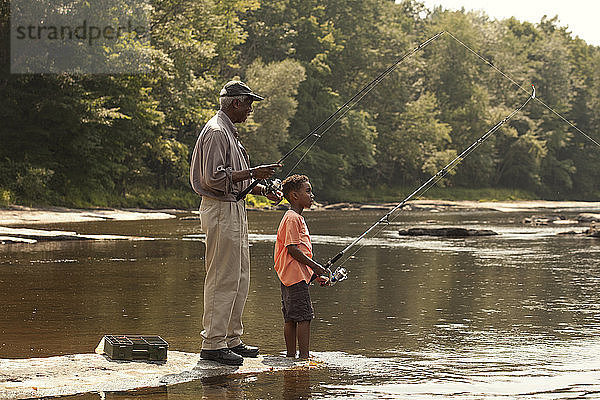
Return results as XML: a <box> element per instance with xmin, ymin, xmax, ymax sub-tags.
<box><xmin>189</xmin><ymin>111</ymin><xmax>251</xmax><ymax>202</ymax></box>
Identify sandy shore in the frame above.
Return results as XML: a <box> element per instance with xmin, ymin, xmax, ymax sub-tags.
<box><xmin>321</xmin><ymin>199</ymin><xmax>600</xmax><ymax>213</ymax></box>
<box><xmin>0</xmin><ymin>206</ymin><xmax>179</xmax><ymax>226</ymax></box>
<box><xmin>412</xmin><ymin>199</ymin><xmax>600</xmax><ymax>213</ymax></box>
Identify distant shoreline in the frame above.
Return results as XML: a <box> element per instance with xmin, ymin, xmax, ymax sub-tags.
<box><xmin>1</xmin><ymin>200</ymin><xmax>600</xmax><ymax>226</ymax></box>
<box><xmin>316</xmin><ymin>199</ymin><xmax>600</xmax><ymax>213</ymax></box>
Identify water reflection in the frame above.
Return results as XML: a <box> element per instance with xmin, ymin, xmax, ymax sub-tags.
<box><xmin>282</xmin><ymin>368</ymin><xmax>311</xmax><ymax>400</ymax></box>
<box><xmin>1</xmin><ymin>209</ymin><xmax>600</xmax><ymax>398</ymax></box>
<box><xmin>48</xmin><ymin>386</ymin><xmax>168</xmax><ymax>400</ymax></box>
<box><xmin>196</xmin><ymin>376</ymin><xmax>247</xmax><ymax>399</ymax></box>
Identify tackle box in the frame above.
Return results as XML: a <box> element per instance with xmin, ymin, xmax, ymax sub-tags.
<box><xmin>103</xmin><ymin>335</ymin><xmax>168</xmax><ymax>361</ymax></box>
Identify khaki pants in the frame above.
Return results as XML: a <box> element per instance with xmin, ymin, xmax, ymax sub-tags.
<box><xmin>199</xmin><ymin>196</ymin><xmax>250</xmax><ymax>350</ymax></box>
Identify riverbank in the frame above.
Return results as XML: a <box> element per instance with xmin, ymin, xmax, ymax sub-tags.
<box><xmin>0</xmin><ymin>205</ymin><xmax>178</xmax><ymax>226</ymax></box>
<box><xmin>322</xmin><ymin>199</ymin><xmax>600</xmax><ymax>213</ymax></box>
<box><xmin>2</xmin><ymin>200</ymin><xmax>600</xmax><ymax>226</ymax></box>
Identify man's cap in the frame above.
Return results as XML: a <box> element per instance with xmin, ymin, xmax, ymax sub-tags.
<box><xmin>219</xmin><ymin>80</ymin><xmax>264</xmax><ymax>101</ymax></box>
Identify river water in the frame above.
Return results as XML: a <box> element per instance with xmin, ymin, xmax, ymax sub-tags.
<box><xmin>2</xmin><ymin>207</ymin><xmax>600</xmax><ymax>399</ymax></box>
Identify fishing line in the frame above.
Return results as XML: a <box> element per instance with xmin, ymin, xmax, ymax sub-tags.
<box><xmin>327</xmin><ymin>87</ymin><xmax>536</xmax><ymax>279</ymax></box>
<box><xmin>445</xmin><ymin>31</ymin><xmax>600</xmax><ymax>149</ymax></box>
<box><xmin>236</xmin><ymin>31</ymin><xmax>446</xmax><ymax>200</ymax></box>
<box><xmin>237</xmin><ymin>29</ymin><xmax>596</xmax><ymax>280</ymax></box>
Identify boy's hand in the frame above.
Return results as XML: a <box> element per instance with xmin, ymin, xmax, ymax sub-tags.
<box><xmin>316</xmin><ymin>275</ymin><xmax>330</xmax><ymax>286</ymax></box>
<box><xmin>318</xmin><ymin>268</ymin><xmax>332</xmax><ymax>286</ymax></box>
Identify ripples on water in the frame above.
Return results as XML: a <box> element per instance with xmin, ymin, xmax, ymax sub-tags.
<box><xmin>1</xmin><ymin>209</ymin><xmax>600</xmax><ymax>398</ymax></box>
<box><xmin>322</xmin><ymin>339</ymin><xmax>600</xmax><ymax>399</ymax></box>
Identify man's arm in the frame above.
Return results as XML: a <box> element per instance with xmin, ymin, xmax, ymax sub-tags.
<box><xmin>231</xmin><ymin>163</ymin><xmax>282</xmax><ymax>183</ymax></box>
<box><xmin>286</xmin><ymin>244</ymin><xmax>330</xmax><ymax>276</ymax></box>
<box><xmin>231</xmin><ymin>169</ymin><xmax>253</xmax><ymax>183</ymax></box>
<box><xmin>194</xmin><ymin>128</ymin><xmax>279</xmax><ymax>195</ymax></box>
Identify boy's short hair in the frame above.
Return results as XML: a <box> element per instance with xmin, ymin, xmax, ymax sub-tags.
<box><xmin>282</xmin><ymin>174</ymin><xmax>309</xmax><ymax>201</ymax></box>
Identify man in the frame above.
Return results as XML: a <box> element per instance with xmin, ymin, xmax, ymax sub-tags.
<box><xmin>189</xmin><ymin>80</ymin><xmax>282</xmax><ymax>366</ymax></box>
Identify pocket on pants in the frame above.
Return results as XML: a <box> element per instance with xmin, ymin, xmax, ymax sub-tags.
<box><xmin>199</xmin><ymin>198</ymin><xmax>219</xmax><ymax>233</ymax></box>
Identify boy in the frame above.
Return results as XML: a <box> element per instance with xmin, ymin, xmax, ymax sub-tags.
<box><xmin>274</xmin><ymin>174</ymin><xmax>332</xmax><ymax>359</ymax></box>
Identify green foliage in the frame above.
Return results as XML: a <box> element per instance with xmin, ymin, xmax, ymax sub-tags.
<box><xmin>376</xmin><ymin>91</ymin><xmax>454</xmax><ymax>185</ymax></box>
<box><xmin>241</xmin><ymin>58</ymin><xmax>306</xmax><ymax>164</ymax></box>
<box><xmin>3</xmin><ymin>0</ymin><xmax>600</xmax><ymax>208</ymax></box>
<box><xmin>122</xmin><ymin>188</ymin><xmax>199</xmax><ymax>209</ymax></box>
<box><xmin>244</xmin><ymin>194</ymin><xmax>281</xmax><ymax>209</ymax></box>
<box><xmin>0</xmin><ymin>159</ymin><xmax>57</xmax><ymax>206</ymax></box>
<box><xmin>143</xmin><ymin>136</ymin><xmax>190</xmax><ymax>188</ymax></box>
<box><xmin>495</xmin><ymin>117</ymin><xmax>547</xmax><ymax>190</ymax></box>
<box><xmin>0</xmin><ymin>189</ymin><xmax>12</xmax><ymax>207</ymax></box>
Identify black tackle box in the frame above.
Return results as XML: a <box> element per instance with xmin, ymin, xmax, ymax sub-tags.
<box><xmin>103</xmin><ymin>335</ymin><xmax>168</xmax><ymax>361</ymax></box>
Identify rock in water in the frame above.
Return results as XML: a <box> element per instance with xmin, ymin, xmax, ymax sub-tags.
<box><xmin>398</xmin><ymin>227</ymin><xmax>498</xmax><ymax>237</ymax></box>
<box><xmin>578</xmin><ymin>213</ymin><xmax>600</xmax><ymax>223</ymax></box>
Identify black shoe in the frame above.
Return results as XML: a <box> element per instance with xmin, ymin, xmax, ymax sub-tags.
<box><xmin>200</xmin><ymin>348</ymin><xmax>243</xmax><ymax>366</ymax></box>
<box><xmin>230</xmin><ymin>343</ymin><xmax>259</xmax><ymax>358</ymax></box>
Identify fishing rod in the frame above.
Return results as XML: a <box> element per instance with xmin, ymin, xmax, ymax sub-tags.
<box><xmin>325</xmin><ymin>32</ymin><xmax>600</xmax><ymax>283</ymax></box>
<box><xmin>236</xmin><ymin>31</ymin><xmax>446</xmax><ymax>201</ymax></box>
<box><xmin>326</xmin><ymin>85</ymin><xmax>536</xmax><ymax>284</ymax></box>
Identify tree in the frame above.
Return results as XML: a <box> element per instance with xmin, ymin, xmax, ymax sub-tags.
<box><xmin>494</xmin><ymin>114</ymin><xmax>546</xmax><ymax>189</ymax></box>
<box><xmin>376</xmin><ymin>91</ymin><xmax>454</xmax><ymax>186</ymax></box>
<box><xmin>424</xmin><ymin>10</ymin><xmax>499</xmax><ymax>187</ymax></box>
<box><xmin>239</xmin><ymin>59</ymin><xmax>306</xmax><ymax>165</ymax></box>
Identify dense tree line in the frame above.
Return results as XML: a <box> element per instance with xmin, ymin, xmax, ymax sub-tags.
<box><xmin>1</xmin><ymin>0</ymin><xmax>599</xmax><ymax>207</ymax></box>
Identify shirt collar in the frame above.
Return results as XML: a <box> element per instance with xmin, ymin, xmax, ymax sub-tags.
<box><xmin>217</xmin><ymin>110</ymin><xmax>239</xmax><ymax>138</ymax></box>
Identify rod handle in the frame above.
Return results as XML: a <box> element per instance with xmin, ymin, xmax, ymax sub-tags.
<box><xmin>325</xmin><ymin>251</ymin><xmax>344</xmax><ymax>269</ymax></box>
<box><xmin>236</xmin><ymin>180</ymin><xmax>259</xmax><ymax>201</ymax></box>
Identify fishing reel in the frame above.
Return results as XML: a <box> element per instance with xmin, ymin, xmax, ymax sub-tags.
<box><xmin>319</xmin><ymin>267</ymin><xmax>347</xmax><ymax>286</ymax></box>
<box><xmin>330</xmin><ymin>267</ymin><xmax>348</xmax><ymax>285</ymax></box>
<box><xmin>263</xmin><ymin>178</ymin><xmax>282</xmax><ymax>196</ymax></box>
<box><xmin>323</xmin><ymin>252</ymin><xmax>348</xmax><ymax>286</ymax></box>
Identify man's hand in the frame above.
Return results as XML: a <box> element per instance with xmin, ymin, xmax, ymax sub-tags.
<box><xmin>251</xmin><ymin>163</ymin><xmax>282</xmax><ymax>180</ymax></box>
<box><xmin>266</xmin><ymin>189</ymin><xmax>283</xmax><ymax>204</ymax></box>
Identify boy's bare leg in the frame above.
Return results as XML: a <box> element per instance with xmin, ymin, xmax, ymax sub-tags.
<box><xmin>297</xmin><ymin>321</ymin><xmax>311</xmax><ymax>359</ymax></box>
<box><xmin>284</xmin><ymin>321</ymin><xmax>297</xmax><ymax>357</ymax></box>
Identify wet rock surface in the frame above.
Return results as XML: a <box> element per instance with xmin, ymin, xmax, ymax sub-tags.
<box><xmin>522</xmin><ymin>215</ymin><xmax>580</xmax><ymax>225</ymax></box>
<box><xmin>558</xmin><ymin>226</ymin><xmax>600</xmax><ymax>237</ymax></box>
<box><xmin>578</xmin><ymin>213</ymin><xmax>600</xmax><ymax>223</ymax></box>
<box><xmin>0</xmin><ymin>352</ymin><xmax>313</xmax><ymax>399</ymax></box>
<box><xmin>0</xmin><ymin>206</ymin><xmax>177</xmax><ymax>226</ymax></box>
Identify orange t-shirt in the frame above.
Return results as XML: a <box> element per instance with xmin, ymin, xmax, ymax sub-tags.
<box><xmin>274</xmin><ymin>210</ymin><xmax>314</xmax><ymax>286</ymax></box>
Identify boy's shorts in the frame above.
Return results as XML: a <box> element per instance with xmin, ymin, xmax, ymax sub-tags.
<box><xmin>281</xmin><ymin>280</ymin><xmax>314</xmax><ymax>322</ymax></box>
